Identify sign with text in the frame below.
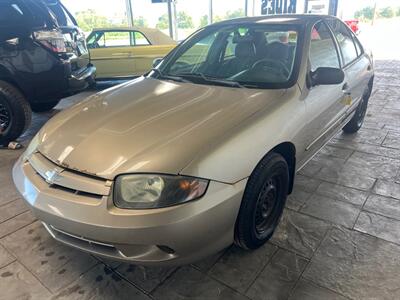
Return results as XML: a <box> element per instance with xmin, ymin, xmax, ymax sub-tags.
<box><xmin>261</xmin><ymin>0</ymin><xmax>297</xmax><ymax>15</ymax></box>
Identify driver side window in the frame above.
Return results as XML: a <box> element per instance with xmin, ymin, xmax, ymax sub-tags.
<box><xmin>309</xmin><ymin>22</ymin><xmax>340</xmax><ymax>72</ymax></box>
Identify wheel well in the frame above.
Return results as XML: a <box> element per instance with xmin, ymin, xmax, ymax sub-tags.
<box><xmin>368</xmin><ymin>76</ymin><xmax>374</xmax><ymax>89</ymax></box>
<box><xmin>0</xmin><ymin>75</ymin><xmax>26</xmax><ymax>99</ymax></box>
<box><xmin>366</xmin><ymin>76</ymin><xmax>374</xmax><ymax>98</ymax></box>
<box><xmin>271</xmin><ymin>142</ymin><xmax>296</xmax><ymax>194</ymax></box>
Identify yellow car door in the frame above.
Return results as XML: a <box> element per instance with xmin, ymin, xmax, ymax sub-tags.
<box><xmin>130</xmin><ymin>30</ymin><xmax>176</xmax><ymax>75</ymax></box>
<box><xmin>88</xmin><ymin>30</ymin><xmax>136</xmax><ymax>79</ymax></box>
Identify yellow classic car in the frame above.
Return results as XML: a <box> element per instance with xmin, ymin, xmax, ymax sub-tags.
<box><xmin>87</xmin><ymin>27</ymin><xmax>177</xmax><ymax>79</ymax></box>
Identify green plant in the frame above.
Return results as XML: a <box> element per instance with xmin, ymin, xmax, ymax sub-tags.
<box><xmin>354</xmin><ymin>6</ymin><xmax>374</xmax><ymax>20</ymax></box>
<box><xmin>133</xmin><ymin>16</ymin><xmax>148</xmax><ymax>27</ymax></box>
<box><xmin>379</xmin><ymin>7</ymin><xmax>395</xmax><ymax>18</ymax></box>
<box><xmin>199</xmin><ymin>15</ymin><xmax>209</xmax><ymax>28</ymax></box>
<box><xmin>225</xmin><ymin>8</ymin><xmax>245</xmax><ymax>19</ymax></box>
<box><xmin>156</xmin><ymin>14</ymin><xmax>169</xmax><ymax>30</ymax></box>
<box><xmin>177</xmin><ymin>11</ymin><xmax>194</xmax><ymax>29</ymax></box>
<box><xmin>76</xmin><ymin>9</ymin><xmax>112</xmax><ymax>32</ymax></box>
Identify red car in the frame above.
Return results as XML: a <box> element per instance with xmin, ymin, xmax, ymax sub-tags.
<box><xmin>345</xmin><ymin>19</ymin><xmax>360</xmax><ymax>34</ymax></box>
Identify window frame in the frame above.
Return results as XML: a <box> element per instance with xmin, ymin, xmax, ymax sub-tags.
<box><xmin>87</xmin><ymin>30</ymin><xmax>152</xmax><ymax>48</ymax></box>
<box><xmin>131</xmin><ymin>30</ymin><xmax>151</xmax><ymax>46</ymax></box>
<box><xmin>102</xmin><ymin>30</ymin><xmax>131</xmax><ymax>48</ymax></box>
<box><xmin>157</xmin><ymin>23</ymin><xmax>305</xmax><ymax>90</ymax></box>
<box><xmin>325</xmin><ymin>18</ymin><xmax>361</xmax><ymax>68</ymax></box>
<box><xmin>349</xmin><ymin>30</ymin><xmax>364</xmax><ymax>57</ymax></box>
<box><xmin>308</xmin><ymin>20</ymin><xmax>342</xmax><ymax>72</ymax></box>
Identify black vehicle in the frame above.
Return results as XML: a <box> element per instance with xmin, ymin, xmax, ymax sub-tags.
<box><xmin>0</xmin><ymin>0</ymin><xmax>96</xmax><ymax>145</ymax></box>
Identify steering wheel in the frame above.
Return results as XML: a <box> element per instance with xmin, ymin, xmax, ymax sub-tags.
<box><xmin>251</xmin><ymin>59</ymin><xmax>290</xmax><ymax>78</ymax></box>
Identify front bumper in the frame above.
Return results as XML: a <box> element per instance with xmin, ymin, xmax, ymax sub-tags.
<box><xmin>13</xmin><ymin>156</ymin><xmax>246</xmax><ymax>266</ymax></box>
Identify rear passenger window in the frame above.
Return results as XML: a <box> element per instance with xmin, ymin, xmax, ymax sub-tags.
<box><xmin>309</xmin><ymin>21</ymin><xmax>340</xmax><ymax>72</ymax></box>
<box><xmin>351</xmin><ymin>32</ymin><xmax>363</xmax><ymax>56</ymax></box>
<box><xmin>133</xmin><ymin>31</ymin><xmax>150</xmax><ymax>45</ymax></box>
<box><xmin>328</xmin><ymin>20</ymin><xmax>358</xmax><ymax>65</ymax></box>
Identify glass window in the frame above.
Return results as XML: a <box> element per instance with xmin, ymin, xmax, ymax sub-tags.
<box><xmin>328</xmin><ymin>20</ymin><xmax>358</xmax><ymax>65</ymax></box>
<box><xmin>161</xmin><ymin>24</ymin><xmax>299</xmax><ymax>88</ymax></box>
<box><xmin>169</xmin><ymin>33</ymin><xmax>217</xmax><ymax>74</ymax></box>
<box><xmin>309</xmin><ymin>21</ymin><xmax>340</xmax><ymax>72</ymax></box>
<box><xmin>223</xmin><ymin>32</ymin><xmax>237</xmax><ymax>61</ymax></box>
<box><xmin>133</xmin><ymin>31</ymin><xmax>150</xmax><ymax>45</ymax></box>
<box><xmin>351</xmin><ymin>32</ymin><xmax>363</xmax><ymax>56</ymax></box>
<box><xmin>100</xmin><ymin>31</ymin><xmax>131</xmax><ymax>47</ymax></box>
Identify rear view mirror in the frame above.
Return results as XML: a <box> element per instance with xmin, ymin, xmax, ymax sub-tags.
<box><xmin>310</xmin><ymin>67</ymin><xmax>344</xmax><ymax>86</ymax></box>
<box><xmin>153</xmin><ymin>58</ymin><xmax>163</xmax><ymax>68</ymax></box>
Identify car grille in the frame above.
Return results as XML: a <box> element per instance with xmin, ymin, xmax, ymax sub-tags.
<box><xmin>27</xmin><ymin>152</ymin><xmax>111</xmax><ymax>200</ymax></box>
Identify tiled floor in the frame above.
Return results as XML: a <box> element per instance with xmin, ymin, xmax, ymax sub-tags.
<box><xmin>0</xmin><ymin>59</ymin><xmax>399</xmax><ymax>300</ymax></box>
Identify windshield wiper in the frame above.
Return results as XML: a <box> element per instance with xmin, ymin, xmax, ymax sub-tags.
<box><xmin>177</xmin><ymin>72</ymin><xmax>246</xmax><ymax>88</ymax></box>
<box><xmin>150</xmin><ymin>68</ymin><xmax>190</xmax><ymax>83</ymax></box>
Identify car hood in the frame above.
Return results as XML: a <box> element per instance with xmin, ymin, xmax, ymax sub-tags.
<box><xmin>36</xmin><ymin>77</ymin><xmax>285</xmax><ymax>180</ymax></box>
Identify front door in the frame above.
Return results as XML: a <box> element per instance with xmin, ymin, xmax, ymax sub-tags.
<box><xmin>300</xmin><ymin>20</ymin><xmax>346</xmax><ymax>166</ymax></box>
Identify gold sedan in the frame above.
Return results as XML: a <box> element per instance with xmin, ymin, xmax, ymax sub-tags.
<box><xmin>14</xmin><ymin>15</ymin><xmax>373</xmax><ymax>266</ymax></box>
<box><xmin>87</xmin><ymin>27</ymin><xmax>176</xmax><ymax>79</ymax></box>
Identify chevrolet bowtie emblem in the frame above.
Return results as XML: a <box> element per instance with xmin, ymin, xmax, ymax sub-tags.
<box><xmin>44</xmin><ymin>168</ymin><xmax>63</xmax><ymax>184</ymax></box>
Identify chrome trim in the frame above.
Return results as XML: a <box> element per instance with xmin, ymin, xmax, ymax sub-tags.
<box><xmin>28</xmin><ymin>152</ymin><xmax>111</xmax><ymax>196</ymax></box>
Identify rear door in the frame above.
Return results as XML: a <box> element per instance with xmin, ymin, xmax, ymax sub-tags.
<box><xmin>302</xmin><ymin>21</ymin><xmax>345</xmax><ymax>159</ymax></box>
<box><xmin>129</xmin><ymin>30</ymin><xmax>155</xmax><ymax>75</ymax></box>
<box><xmin>327</xmin><ymin>19</ymin><xmax>371</xmax><ymax>114</ymax></box>
<box><xmin>88</xmin><ymin>30</ymin><xmax>135</xmax><ymax>78</ymax></box>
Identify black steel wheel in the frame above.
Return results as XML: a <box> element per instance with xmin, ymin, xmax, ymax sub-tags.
<box><xmin>0</xmin><ymin>98</ymin><xmax>12</xmax><ymax>136</ymax></box>
<box><xmin>254</xmin><ymin>177</ymin><xmax>282</xmax><ymax>238</ymax></box>
<box><xmin>235</xmin><ymin>152</ymin><xmax>289</xmax><ymax>249</ymax></box>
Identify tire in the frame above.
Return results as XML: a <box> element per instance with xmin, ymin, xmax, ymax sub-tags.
<box><xmin>342</xmin><ymin>88</ymin><xmax>370</xmax><ymax>134</ymax></box>
<box><xmin>235</xmin><ymin>152</ymin><xmax>289</xmax><ymax>250</ymax></box>
<box><xmin>30</xmin><ymin>100</ymin><xmax>59</xmax><ymax>113</ymax></box>
<box><xmin>0</xmin><ymin>81</ymin><xmax>31</xmax><ymax>146</ymax></box>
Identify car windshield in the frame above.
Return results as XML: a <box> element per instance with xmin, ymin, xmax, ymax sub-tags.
<box><xmin>156</xmin><ymin>23</ymin><xmax>300</xmax><ymax>89</ymax></box>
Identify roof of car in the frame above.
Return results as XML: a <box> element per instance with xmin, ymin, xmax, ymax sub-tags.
<box><xmin>212</xmin><ymin>14</ymin><xmax>336</xmax><ymax>26</ymax></box>
<box><xmin>91</xmin><ymin>27</ymin><xmax>177</xmax><ymax>45</ymax></box>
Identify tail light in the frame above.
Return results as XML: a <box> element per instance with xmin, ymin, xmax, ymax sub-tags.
<box><xmin>34</xmin><ymin>30</ymin><xmax>66</xmax><ymax>53</ymax></box>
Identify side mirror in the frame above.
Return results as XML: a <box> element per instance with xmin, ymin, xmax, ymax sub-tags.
<box><xmin>153</xmin><ymin>58</ymin><xmax>163</xmax><ymax>68</ymax></box>
<box><xmin>310</xmin><ymin>67</ymin><xmax>345</xmax><ymax>86</ymax></box>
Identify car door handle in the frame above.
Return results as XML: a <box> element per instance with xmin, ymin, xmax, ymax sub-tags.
<box><xmin>367</xmin><ymin>65</ymin><xmax>372</xmax><ymax>71</ymax></box>
<box><xmin>342</xmin><ymin>83</ymin><xmax>351</xmax><ymax>94</ymax></box>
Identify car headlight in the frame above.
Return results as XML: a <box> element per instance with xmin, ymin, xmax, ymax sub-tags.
<box><xmin>114</xmin><ymin>174</ymin><xmax>209</xmax><ymax>209</ymax></box>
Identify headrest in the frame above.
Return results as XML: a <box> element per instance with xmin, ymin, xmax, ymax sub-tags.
<box><xmin>266</xmin><ymin>42</ymin><xmax>289</xmax><ymax>61</ymax></box>
<box><xmin>235</xmin><ymin>41</ymin><xmax>256</xmax><ymax>59</ymax></box>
